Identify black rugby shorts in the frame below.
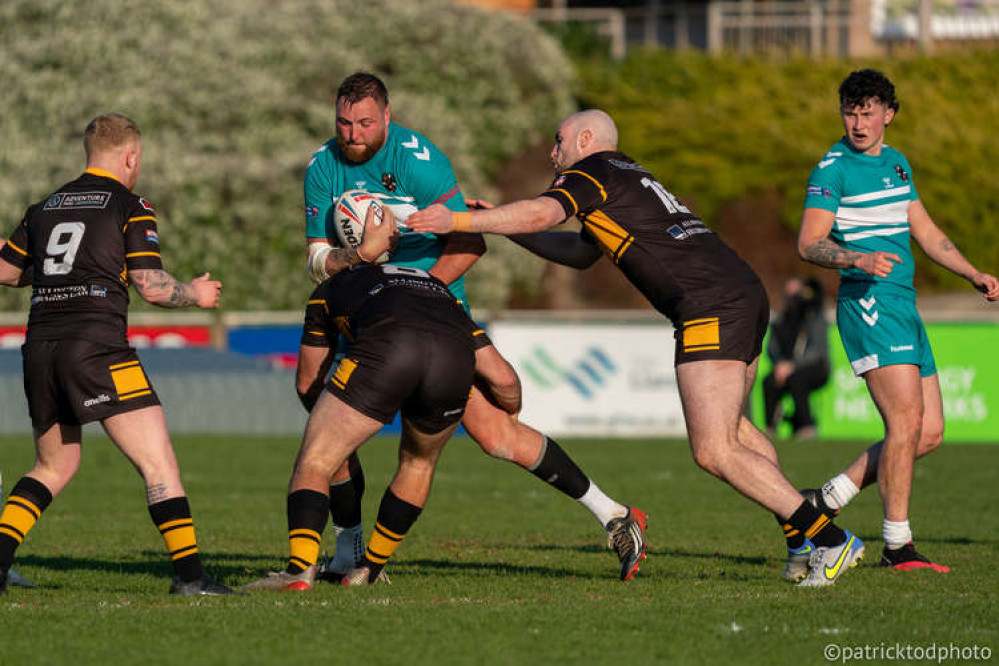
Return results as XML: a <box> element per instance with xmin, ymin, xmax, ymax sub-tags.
<box><xmin>326</xmin><ymin>327</ymin><xmax>475</xmax><ymax>433</ymax></box>
<box><xmin>673</xmin><ymin>281</ymin><xmax>769</xmax><ymax>366</ymax></box>
<box><xmin>22</xmin><ymin>339</ymin><xmax>160</xmax><ymax>431</ymax></box>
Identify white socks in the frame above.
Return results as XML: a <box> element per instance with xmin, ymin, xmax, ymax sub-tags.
<box><xmin>821</xmin><ymin>474</ymin><xmax>860</xmax><ymax>510</ymax></box>
<box><xmin>578</xmin><ymin>482</ymin><xmax>628</xmax><ymax>528</ymax></box>
<box><xmin>883</xmin><ymin>519</ymin><xmax>913</xmax><ymax>550</ymax></box>
<box><xmin>328</xmin><ymin>523</ymin><xmax>365</xmax><ymax>573</ymax></box>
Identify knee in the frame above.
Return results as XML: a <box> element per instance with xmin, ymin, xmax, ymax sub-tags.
<box><xmin>887</xmin><ymin>408</ymin><xmax>923</xmax><ymax>446</ymax></box>
<box><xmin>691</xmin><ymin>445</ymin><xmax>724</xmax><ymax>479</ymax></box>
<box><xmin>474</xmin><ymin>430</ymin><xmax>517</xmax><ymax>462</ymax></box>
<box><xmin>464</xmin><ymin>410</ymin><xmax>519</xmax><ymax>462</ymax></box>
<box><xmin>917</xmin><ymin>426</ymin><xmax>944</xmax><ymax>458</ymax></box>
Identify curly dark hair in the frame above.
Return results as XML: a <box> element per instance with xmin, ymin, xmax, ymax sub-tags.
<box><xmin>839</xmin><ymin>68</ymin><xmax>899</xmax><ymax>113</ymax></box>
<box><xmin>335</xmin><ymin>71</ymin><xmax>389</xmax><ymax>109</ymax></box>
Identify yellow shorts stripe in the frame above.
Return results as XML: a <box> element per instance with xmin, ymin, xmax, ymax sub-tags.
<box><xmin>331</xmin><ymin>358</ymin><xmax>357</xmax><ymax>390</ymax></box>
<box><xmin>684</xmin><ymin>317</ymin><xmax>720</xmax><ymax>327</ymax></box>
<box><xmin>683</xmin><ymin>318</ymin><xmax>720</xmax><ymax>352</ymax></box>
<box><xmin>111</xmin><ymin>365</ymin><xmax>150</xmax><ymax>398</ymax></box>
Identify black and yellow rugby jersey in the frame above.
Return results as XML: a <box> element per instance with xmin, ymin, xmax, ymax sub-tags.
<box><xmin>0</xmin><ymin>169</ymin><xmax>163</xmax><ymax>343</ymax></box>
<box><xmin>301</xmin><ymin>264</ymin><xmax>486</xmax><ymax>350</ymax></box>
<box><xmin>540</xmin><ymin>151</ymin><xmax>761</xmax><ymax>323</ymax></box>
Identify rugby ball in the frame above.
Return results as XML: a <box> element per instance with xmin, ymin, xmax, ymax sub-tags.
<box><xmin>333</xmin><ymin>190</ymin><xmax>388</xmax><ymax>263</ymax></box>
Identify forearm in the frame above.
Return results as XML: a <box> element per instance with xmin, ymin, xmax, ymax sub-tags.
<box><xmin>429</xmin><ymin>233</ymin><xmax>486</xmax><ymax>285</ymax></box>
<box><xmin>509</xmin><ymin>231</ymin><xmax>601</xmax><ymax>268</ymax></box>
<box><xmin>466</xmin><ymin>198</ymin><xmax>564</xmax><ymax>235</ymax></box>
<box><xmin>800</xmin><ymin>238</ymin><xmax>863</xmax><ymax>270</ymax></box>
<box><xmin>295</xmin><ymin>346</ymin><xmax>334</xmax><ymax>412</ymax></box>
<box><xmin>131</xmin><ymin>269</ymin><xmax>199</xmax><ymax>308</ymax></box>
<box><xmin>918</xmin><ymin>228</ymin><xmax>979</xmax><ymax>281</ymax></box>
<box><xmin>324</xmin><ymin>245</ymin><xmax>368</xmax><ymax>277</ymax></box>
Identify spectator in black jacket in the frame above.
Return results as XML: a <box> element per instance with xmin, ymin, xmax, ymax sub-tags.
<box><xmin>763</xmin><ymin>278</ymin><xmax>830</xmax><ymax>439</ymax></box>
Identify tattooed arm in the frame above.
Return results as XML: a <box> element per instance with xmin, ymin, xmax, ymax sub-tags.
<box><xmin>798</xmin><ymin>207</ymin><xmax>901</xmax><ymax>278</ymax></box>
<box><xmin>131</xmin><ymin>269</ymin><xmax>222</xmax><ymax>309</ymax></box>
<box><xmin>908</xmin><ymin>200</ymin><xmax>999</xmax><ymax>299</ymax></box>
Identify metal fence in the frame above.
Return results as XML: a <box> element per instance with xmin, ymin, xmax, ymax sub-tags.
<box><xmin>532</xmin><ymin>0</ymin><xmax>999</xmax><ymax>59</ymax></box>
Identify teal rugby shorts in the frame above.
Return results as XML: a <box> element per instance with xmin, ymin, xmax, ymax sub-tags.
<box><xmin>836</xmin><ymin>292</ymin><xmax>936</xmax><ymax>378</ymax></box>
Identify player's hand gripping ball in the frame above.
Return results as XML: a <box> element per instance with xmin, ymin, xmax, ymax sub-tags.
<box><xmin>334</xmin><ymin>189</ymin><xmax>389</xmax><ymax>263</ymax></box>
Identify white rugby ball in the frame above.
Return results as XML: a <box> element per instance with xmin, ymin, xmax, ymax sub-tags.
<box><xmin>333</xmin><ymin>189</ymin><xmax>388</xmax><ymax>263</ymax></box>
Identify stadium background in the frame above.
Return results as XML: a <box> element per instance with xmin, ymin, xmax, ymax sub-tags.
<box><xmin>1</xmin><ymin>2</ymin><xmax>997</xmax><ymax>663</ymax></box>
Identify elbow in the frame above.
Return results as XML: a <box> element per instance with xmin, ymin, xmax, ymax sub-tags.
<box><xmin>796</xmin><ymin>238</ymin><xmax>811</xmax><ymax>262</ymax></box>
<box><xmin>295</xmin><ymin>371</ymin><xmax>315</xmax><ymax>400</ymax></box>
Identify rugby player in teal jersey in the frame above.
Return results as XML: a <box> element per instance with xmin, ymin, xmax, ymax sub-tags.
<box><xmin>797</xmin><ymin>69</ymin><xmax>999</xmax><ymax>573</ymax></box>
<box><xmin>302</xmin><ymin>73</ymin><xmax>647</xmax><ymax>583</ymax></box>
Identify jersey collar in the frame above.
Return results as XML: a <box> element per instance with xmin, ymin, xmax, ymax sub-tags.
<box><xmin>84</xmin><ymin>167</ymin><xmax>124</xmax><ymax>184</ymax></box>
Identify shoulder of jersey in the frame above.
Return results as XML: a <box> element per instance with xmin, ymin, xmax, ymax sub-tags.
<box><xmin>881</xmin><ymin>144</ymin><xmax>907</xmax><ymax>161</ymax></box>
<box><xmin>307</xmin><ymin>139</ymin><xmax>339</xmax><ymax>169</ymax></box>
<box><xmin>815</xmin><ymin>143</ymin><xmax>847</xmax><ymax>170</ymax></box>
<box><xmin>387</xmin><ymin>124</ymin><xmax>443</xmax><ymax>164</ymax></box>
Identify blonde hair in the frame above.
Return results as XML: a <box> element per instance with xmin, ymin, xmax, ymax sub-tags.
<box><xmin>84</xmin><ymin>113</ymin><xmax>141</xmax><ymax>159</ymax></box>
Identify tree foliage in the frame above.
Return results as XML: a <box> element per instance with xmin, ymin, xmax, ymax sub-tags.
<box><xmin>0</xmin><ymin>0</ymin><xmax>573</xmax><ymax>311</ymax></box>
<box><xmin>576</xmin><ymin>49</ymin><xmax>999</xmax><ymax>290</ymax></box>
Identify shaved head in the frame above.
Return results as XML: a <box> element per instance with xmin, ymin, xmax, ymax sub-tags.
<box><xmin>550</xmin><ymin>108</ymin><xmax>619</xmax><ymax>173</ymax></box>
<box><xmin>566</xmin><ymin>109</ymin><xmax>618</xmax><ymax>151</ymax></box>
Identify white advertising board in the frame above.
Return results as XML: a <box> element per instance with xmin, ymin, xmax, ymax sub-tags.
<box><xmin>488</xmin><ymin>321</ymin><xmax>687</xmax><ymax>438</ymax></box>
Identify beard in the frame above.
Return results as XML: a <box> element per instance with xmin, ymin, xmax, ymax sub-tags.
<box><xmin>336</xmin><ymin>134</ymin><xmax>385</xmax><ymax>164</ymax></box>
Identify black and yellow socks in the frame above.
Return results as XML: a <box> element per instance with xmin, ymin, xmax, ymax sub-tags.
<box><xmin>286</xmin><ymin>489</ymin><xmax>329</xmax><ymax>574</ymax></box>
<box><xmin>148</xmin><ymin>496</ymin><xmax>204</xmax><ymax>583</ymax></box>
<box><xmin>360</xmin><ymin>490</ymin><xmax>422</xmax><ymax>581</ymax></box>
<box><xmin>0</xmin><ymin>477</ymin><xmax>52</xmax><ymax>574</ymax></box>
<box><xmin>787</xmin><ymin>500</ymin><xmax>846</xmax><ymax>548</ymax></box>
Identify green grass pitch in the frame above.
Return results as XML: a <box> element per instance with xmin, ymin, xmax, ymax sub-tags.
<box><xmin>1</xmin><ymin>434</ymin><xmax>995</xmax><ymax>665</ymax></box>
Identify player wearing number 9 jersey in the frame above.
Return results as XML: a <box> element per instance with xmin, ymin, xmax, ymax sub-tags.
<box><xmin>408</xmin><ymin>109</ymin><xmax>866</xmax><ymax>586</ymax></box>
<box><xmin>0</xmin><ymin>113</ymin><xmax>233</xmax><ymax>596</ymax></box>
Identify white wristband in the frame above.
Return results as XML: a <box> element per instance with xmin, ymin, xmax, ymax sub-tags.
<box><xmin>307</xmin><ymin>242</ymin><xmax>333</xmax><ymax>284</ymax></box>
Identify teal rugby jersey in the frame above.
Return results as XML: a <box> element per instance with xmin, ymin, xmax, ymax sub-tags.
<box><xmin>804</xmin><ymin>138</ymin><xmax>919</xmax><ymax>297</ymax></box>
<box><xmin>304</xmin><ymin>122</ymin><xmax>469</xmax><ymax>303</ymax></box>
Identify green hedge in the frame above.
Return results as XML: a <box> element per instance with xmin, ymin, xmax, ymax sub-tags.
<box><xmin>0</xmin><ymin>0</ymin><xmax>572</xmax><ymax>311</ymax></box>
<box><xmin>575</xmin><ymin>49</ymin><xmax>999</xmax><ymax>291</ymax></box>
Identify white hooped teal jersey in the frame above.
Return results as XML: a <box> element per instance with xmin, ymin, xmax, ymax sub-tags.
<box><xmin>804</xmin><ymin>138</ymin><xmax>919</xmax><ymax>298</ymax></box>
<box><xmin>304</xmin><ymin>122</ymin><xmax>469</xmax><ymax>304</ymax></box>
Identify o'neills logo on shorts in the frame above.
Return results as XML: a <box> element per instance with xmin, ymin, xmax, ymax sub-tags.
<box><xmin>83</xmin><ymin>394</ymin><xmax>112</xmax><ymax>407</ymax></box>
